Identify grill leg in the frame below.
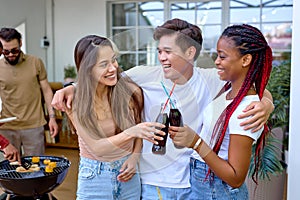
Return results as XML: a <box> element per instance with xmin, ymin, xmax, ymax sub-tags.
<box><xmin>3</xmin><ymin>193</ymin><xmax>54</xmax><ymax>200</ymax></box>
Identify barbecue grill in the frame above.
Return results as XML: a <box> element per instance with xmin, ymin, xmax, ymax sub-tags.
<box><xmin>0</xmin><ymin>155</ymin><xmax>70</xmax><ymax>200</ymax></box>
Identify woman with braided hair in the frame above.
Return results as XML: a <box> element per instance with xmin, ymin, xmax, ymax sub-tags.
<box><xmin>169</xmin><ymin>24</ymin><xmax>273</xmax><ymax>199</ymax></box>
<box><xmin>52</xmin><ymin>19</ymin><xmax>274</xmax><ymax>199</ymax></box>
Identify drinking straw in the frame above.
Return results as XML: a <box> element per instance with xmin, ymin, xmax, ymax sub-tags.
<box><xmin>161</xmin><ymin>81</ymin><xmax>176</xmax><ymax>112</ymax></box>
<box><xmin>160</xmin><ymin>81</ymin><xmax>175</xmax><ymax>108</ymax></box>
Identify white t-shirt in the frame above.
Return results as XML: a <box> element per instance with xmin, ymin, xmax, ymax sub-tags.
<box><xmin>192</xmin><ymin>90</ymin><xmax>263</xmax><ymax>162</ymax></box>
<box><xmin>125</xmin><ymin>65</ymin><xmax>224</xmax><ymax>188</ymax></box>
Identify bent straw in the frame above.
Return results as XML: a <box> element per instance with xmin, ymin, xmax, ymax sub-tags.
<box><xmin>160</xmin><ymin>81</ymin><xmax>175</xmax><ymax>108</ymax></box>
<box><xmin>161</xmin><ymin>81</ymin><xmax>176</xmax><ymax>112</ymax></box>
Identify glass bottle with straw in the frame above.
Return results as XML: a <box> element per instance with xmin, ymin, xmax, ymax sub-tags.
<box><xmin>169</xmin><ymin>99</ymin><xmax>185</xmax><ymax>148</ymax></box>
<box><xmin>152</xmin><ymin>103</ymin><xmax>169</xmax><ymax>155</ymax></box>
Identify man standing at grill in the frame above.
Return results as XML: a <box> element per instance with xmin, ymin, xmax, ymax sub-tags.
<box><xmin>0</xmin><ymin>28</ymin><xmax>58</xmax><ymax>156</ymax></box>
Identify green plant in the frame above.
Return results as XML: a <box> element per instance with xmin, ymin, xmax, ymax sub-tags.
<box><xmin>249</xmin><ymin>135</ymin><xmax>284</xmax><ymax>180</ymax></box>
<box><xmin>249</xmin><ymin>56</ymin><xmax>291</xmax><ymax>180</ymax></box>
<box><xmin>64</xmin><ymin>65</ymin><xmax>77</xmax><ymax>79</ymax></box>
<box><xmin>268</xmin><ymin>59</ymin><xmax>291</xmax><ymax>156</ymax></box>
<box><xmin>267</xmin><ymin>60</ymin><xmax>290</xmax><ymax>135</ymax></box>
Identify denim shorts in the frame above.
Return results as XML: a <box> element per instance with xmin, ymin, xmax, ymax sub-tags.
<box><xmin>189</xmin><ymin>157</ymin><xmax>248</xmax><ymax>200</ymax></box>
<box><xmin>76</xmin><ymin>156</ymin><xmax>141</xmax><ymax>200</ymax></box>
<box><xmin>141</xmin><ymin>184</ymin><xmax>191</xmax><ymax>200</ymax></box>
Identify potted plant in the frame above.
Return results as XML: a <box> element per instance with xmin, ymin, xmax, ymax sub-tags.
<box><xmin>247</xmin><ymin>54</ymin><xmax>291</xmax><ymax>199</ymax></box>
<box><xmin>64</xmin><ymin>65</ymin><xmax>77</xmax><ymax>83</ymax></box>
<box><xmin>267</xmin><ymin>58</ymin><xmax>291</xmax><ymax>161</ymax></box>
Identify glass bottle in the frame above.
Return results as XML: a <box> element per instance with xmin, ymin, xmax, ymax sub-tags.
<box><xmin>169</xmin><ymin>99</ymin><xmax>184</xmax><ymax>148</ymax></box>
<box><xmin>152</xmin><ymin>103</ymin><xmax>169</xmax><ymax>155</ymax></box>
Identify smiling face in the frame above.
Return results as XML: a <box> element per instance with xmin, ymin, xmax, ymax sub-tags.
<box><xmin>92</xmin><ymin>45</ymin><xmax>118</xmax><ymax>87</ymax></box>
<box><xmin>0</xmin><ymin>38</ymin><xmax>21</xmax><ymax>65</ymax></box>
<box><xmin>215</xmin><ymin>37</ymin><xmax>250</xmax><ymax>86</ymax></box>
<box><xmin>157</xmin><ymin>34</ymin><xmax>194</xmax><ymax>84</ymax></box>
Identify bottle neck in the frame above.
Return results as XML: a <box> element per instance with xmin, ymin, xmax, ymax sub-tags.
<box><xmin>169</xmin><ymin>99</ymin><xmax>177</xmax><ymax>109</ymax></box>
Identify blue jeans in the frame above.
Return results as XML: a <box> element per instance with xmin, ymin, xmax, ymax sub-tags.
<box><xmin>141</xmin><ymin>184</ymin><xmax>191</xmax><ymax>200</ymax></box>
<box><xmin>190</xmin><ymin>157</ymin><xmax>248</xmax><ymax>200</ymax></box>
<box><xmin>76</xmin><ymin>156</ymin><xmax>141</xmax><ymax>200</ymax></box>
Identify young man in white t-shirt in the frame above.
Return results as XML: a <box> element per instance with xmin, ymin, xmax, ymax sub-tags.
<box><xmin>51</xmin><ymin>18</ymin><xmax>274</xmax><ymax>199</ymax></box>
<box><xmin>125</xmin><ymin>18</ymin><xmax>273</xmax><ymax>200</ymax></box>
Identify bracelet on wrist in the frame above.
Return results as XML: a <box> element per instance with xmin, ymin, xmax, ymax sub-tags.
<box><xmin>63</xmin><ymin>81</ymin><xmax>75</xmax><ymax>88</ymax></box>
<box><xmin>49</xmin><ymin>114</ymin><xmax>56</xmax><ymax>119</ymax></box>
<box><xmin>193</xmin><ymin>137</ymin><xmax>202</xmax><ymax>150</ymax></box>
<box><xmin>71</xmin><ymin>82</ymin><xmax>77</xmax><ymax>87</ymax></box>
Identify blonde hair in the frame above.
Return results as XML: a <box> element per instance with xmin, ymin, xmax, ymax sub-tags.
<box><xmin>72</xmin><ymin>35</ymin><xmax>143</xmax><ymax>139</ymax></box>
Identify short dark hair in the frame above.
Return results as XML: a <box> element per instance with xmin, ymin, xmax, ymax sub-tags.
<box><xmin>0</xmin><ymin>28</ymin><xmax>22</xmax><ymax>43</ymax></box>
<box><xmin>153</xmin><ymin>18</ymin><xmax>203</xmax><ymax>60</ymax></box>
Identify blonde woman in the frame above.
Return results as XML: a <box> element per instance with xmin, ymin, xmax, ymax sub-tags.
<box><xmin>65</xmin><ymin>35</ymin><xmax>165</xmax><ymax>200</ymax></box>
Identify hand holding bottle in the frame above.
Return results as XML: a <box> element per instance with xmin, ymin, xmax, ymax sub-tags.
<box><xmin>152</xmin><ymin>103</ymin><xmax>170</xmax><ymax>155</ymax></box>
<box><xmin>169</xmin><ymin>125</ymin><xmax>197</xmax><ymax>148</ymax></box>
<box><xmin>124</xmin><ymin>122</ymin><xmax>165</xmax><ymax>144</ymax></box>
<box><xmin>169</xmin><ymin>99</ymin><xmax>185</xmax><ymax>148</ymax></box>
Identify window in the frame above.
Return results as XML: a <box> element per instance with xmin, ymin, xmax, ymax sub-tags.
<box><xmin>109</xmin><ymin>1</ymin><xmax>164</xmax><ymax>70</ymax></box>
<box><xmin>230</xmin><ymin>0</ymin><xmax>293</xmax><ymax>62</ymax></box>
<box><xmin>170</xmin><ymin>1</ymin><xmax>222</xmax><ymax>68</ymax></box>
<box><xmin>108</xmin><ymin>0</ymin><xmax>293</xmax><ymax>69</ymax></box>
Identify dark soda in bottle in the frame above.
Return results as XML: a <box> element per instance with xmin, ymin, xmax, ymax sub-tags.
<box><xmin>152</xmin><ymin>103</ymin><xmax>169</xmax><ymax>155</ymax></box>
<box><xmin>169</xmin><ymin>99</ymin><xmax>184</xmax><ymax>148</ymax></box>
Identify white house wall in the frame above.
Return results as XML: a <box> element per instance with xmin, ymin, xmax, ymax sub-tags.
<box><xmin>52</xmin><ymin>0</ymin><xmax>107</xmax><ymax>82</ymax></box>
<box><xmin>0</xmin><ymin>0</ymin><xmax>108</xmax><ymax>82</ymax></box>
<box><xmin>288</xmin><ymin>0</ymin><xmax>300</xmax><ymax>198</ymax></box>
<box><xmin>0</xmin><ymin>0</ymin><xmax>47</xmax><ymax>71</ymax></box>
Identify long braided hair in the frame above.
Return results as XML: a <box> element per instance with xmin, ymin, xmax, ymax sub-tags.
<box><xmin>211</xmin><ymin>24</ymin><xmax>273</xmax><ymax>183</ymax></box>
